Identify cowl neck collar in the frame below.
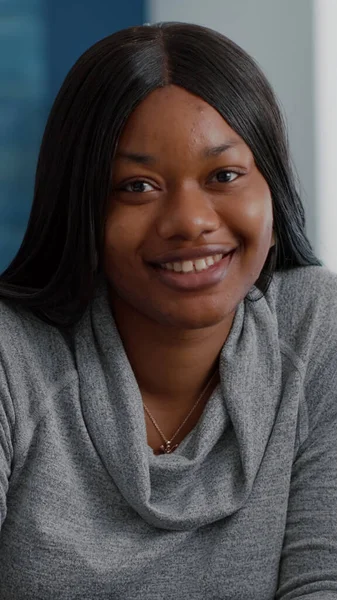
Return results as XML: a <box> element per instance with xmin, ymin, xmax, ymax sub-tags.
<box><xmin>73</xmin><ymin>278</ymin><xmax>281</xmax><ymax>531</ymax></box>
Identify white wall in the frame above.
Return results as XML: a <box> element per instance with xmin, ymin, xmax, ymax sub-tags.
<box><xmin>148</xmin><ymin>0</ymin><xmax>317</xmax><ymax>252</ymax></box>
<box><xmin>313</xmin><ymin>0</ymin><xmax>337</xmax><ymax>272</ymax></box>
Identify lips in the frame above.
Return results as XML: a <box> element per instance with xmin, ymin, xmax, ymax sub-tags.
<box><xmin>148</xmin><ymin>249</ymin><xmax>236</xmax><ymax>292</ymax></box>
<box><xmin>149</xmin><ymin>245</ymin><xmax>237</xmax><ymax>266</ymax></box>
<box><xmin>161</xmin><ymin>253</ymin><xmax>224</xmax><ymax>274</ymax></box>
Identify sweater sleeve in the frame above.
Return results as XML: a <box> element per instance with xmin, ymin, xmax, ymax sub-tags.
<box><xmin>0</xmin><ymin>359</ymin><xmax>15</xmax><ymax>531</ymax></box>
<box><xmin>275</xmin><ymin>343</ymin><xmax>337</xmax><ymax>598</ymax></box>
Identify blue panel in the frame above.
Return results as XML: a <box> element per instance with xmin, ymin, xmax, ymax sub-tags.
<box><xmin>0</xmin><ymin>0</ymin><xmax>145</xmax><ymax>273</ymax></box>
<box><xmin>46</xmin><ymin>0</ymin><xmax>145</xmax><ymax>100</ymax></box>
<box><xmin>0</xmin><ymin>0</ymin><xmax>47</xmax><ymax>272</ymax></box>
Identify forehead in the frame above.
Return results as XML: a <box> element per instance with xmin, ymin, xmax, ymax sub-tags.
<box><xmin>117</xmin><ymin>84</ymin><xmax>244</xmax><ymax>152</ymax></box>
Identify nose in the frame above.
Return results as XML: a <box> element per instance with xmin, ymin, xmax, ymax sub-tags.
<box><xmin>156</xmin><ymin>184</ymin><xmax>221</xmax><ymax>241</ymax></box>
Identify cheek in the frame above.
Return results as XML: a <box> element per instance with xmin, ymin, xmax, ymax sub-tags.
<box><xmin>104</xmin><ymin>203</ymin><xmax>138</xmax><ymax>255</ymax></box>
<box><xmin>104</xmin><ymin>214</ymin><xmax>133</xmax><ymax>275</ymax></box>
<box><xmin>103</xmin><ymin>217</ymin><xmax>155</xmax><ymax>310</ymax></box>
<box><xmin>103</xmin><ymin>207</ymin><xmax>151</xmax><ymax>285</ymax></box>
<box><xmin>247</xmin><ymin>199</ymin><xmax>273</xmax><ymax>240</ymax></box>
<box><xmin>229</xmin><ymin>187</ymin><xmax>273</xmax><ymax>247</ymax></box>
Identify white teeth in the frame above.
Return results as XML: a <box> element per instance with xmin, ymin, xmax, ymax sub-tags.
<box><xmin>194</xmin><ymin>259</ymin><xmax>208</xmax><ymax>272</ymax></box>
<box><xmin>205</xmin><ymin>256</ymin><xmax>215</xmax><ymax>267</ymax></box>
<box><xmin>161</xmin><ymin>253</ymin><xmax>225</xmax><ymax>273</ymax></box>
<box><xmin>182</xmin><ymin>261</ymin><xmax>194</xmax><ymax>273</ymax></box>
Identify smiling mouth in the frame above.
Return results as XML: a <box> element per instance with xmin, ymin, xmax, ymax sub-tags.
<box><xmin>159</xmin><ymin>253</ymin><xmax>224</xmax><ymax>274</ymax></box>
<box><xmin>148</xmin><ymin>250</ymin><xmax>235</xmax><ymax>291</ymax></box>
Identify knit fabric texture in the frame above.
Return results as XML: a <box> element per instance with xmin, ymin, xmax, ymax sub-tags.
<box><xmin>0</xmin><ymin>266</ymin><xmax>336</xmax><ymax>599</ymax></box>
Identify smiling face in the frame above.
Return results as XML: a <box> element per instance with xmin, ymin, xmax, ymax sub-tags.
<box><xmin>104</xmin><ymin>85</ymin><xmax>274</xmax><ymax>330</ymax></box>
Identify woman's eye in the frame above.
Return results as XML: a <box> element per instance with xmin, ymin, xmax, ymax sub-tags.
<box><xmin>212</xmin><ymin>170</ymin><xmax>240</xmax><ymax>183</ymax></box>
<box><xmin>122</xmin><ymin>180</ymin><xmax>155</xmax><ymax>193</ymax></box>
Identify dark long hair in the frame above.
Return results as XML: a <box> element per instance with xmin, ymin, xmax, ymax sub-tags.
<box><xmin>0</xmin><ymin>22</ymin><xmax>320</xmax><ymax>327</ymax></box>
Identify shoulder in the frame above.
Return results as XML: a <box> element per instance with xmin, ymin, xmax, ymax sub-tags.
<box><xmin>0</xmin><ymin>298</ymin><xmax>63</xmax><ymax>351</ymax></box>
<box><xmin>270</xmin><ymin>266</ymin><xmax>337</xmax><ymax>346</ymax></box>
<box><xmin>0</xmin><ymin>299</ymin><xmax>75</xmax><ymax>388</ymax></box>
<box><xmin>269</xmin><ymin>266</ymin><xmax>337</xmax><ymax>437</ymax></box>
<box><xmin>272</xmin><ymin>264</ymin><xmax>337</xmax><ymax>306</ymax></box>
<box><xmin>273</xmin><ymin>266</ymin><xmax>337</xmax><ymax>306</ymax></box>
<box><xmin>264</xmin><ymin>266</ymin><xmax>337</xmax><ymax>399</ymax></box>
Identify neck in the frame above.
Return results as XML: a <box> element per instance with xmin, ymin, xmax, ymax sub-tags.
<box><xmin>109</xmin><ymin>295</ymin><xmax>235</xmax><ymax>407</ymax></box>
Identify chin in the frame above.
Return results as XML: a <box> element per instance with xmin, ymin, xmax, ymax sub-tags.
<box><xmin>157</xmin><ymin>305</ymin><xmax>233</xmax><ymax>330</ymax></box>
<box><xmin>176</xmin><ymin>315</ymin><xmax>228</xmax><ymax>330</ymax></box>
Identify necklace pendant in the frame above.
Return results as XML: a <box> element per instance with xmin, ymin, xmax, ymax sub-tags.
<box><xmin>160</xmin><ymin>441</ymin><xmax>179</xmax><ymax>454</ymax></box>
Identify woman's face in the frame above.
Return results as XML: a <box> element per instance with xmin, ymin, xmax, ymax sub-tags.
<box><xmin>104</xmin><ymin>85</ymin><xmax>274</xmax><ymax>329</ymax></box>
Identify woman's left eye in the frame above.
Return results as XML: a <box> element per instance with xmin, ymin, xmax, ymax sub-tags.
<box><xmin>211</xmin><ymin>170</ymin><xmax>240</xmax><ymax>183</ymax></box>
<box><xmin>122</xmin><ymin>180</ymin><xmax>155</xmax><ymax>193</ymax></box>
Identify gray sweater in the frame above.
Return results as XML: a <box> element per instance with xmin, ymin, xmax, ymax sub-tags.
<box><xmin>0</xmin><ymin>266</ymin><xmax>337</xmax><ymax>599</ymax></box>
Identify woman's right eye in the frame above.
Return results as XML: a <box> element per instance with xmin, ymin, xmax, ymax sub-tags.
<box><xmin>120</xmin><ymin>180</ymin><xmax>155</xmax><ymax>193</ymax></box>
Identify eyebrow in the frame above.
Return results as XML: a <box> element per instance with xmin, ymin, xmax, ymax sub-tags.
<box><xmin>202</xmin><ymin>141</ymin><xmax>239</xmax><ymax>157</ymax></box>
<box><xmin>115</xmin><ymin>151</ymin><xmax>156</xmax><ymax>165</ymax></box>
<box><xmin>115</xmin><ymin>141</ymin><xmax>240</xmax><ymax>164</ymax></box>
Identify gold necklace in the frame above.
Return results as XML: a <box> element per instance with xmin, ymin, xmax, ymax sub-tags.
<box><xmin>143</xmin><ymin>370</ymin><xmax>218</xmax><ymax>454</ymax></box>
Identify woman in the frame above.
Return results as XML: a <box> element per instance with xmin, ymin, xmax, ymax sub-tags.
<box><xmin>0</xmin><ymin>21</ymin><xmax>336</xmax><ymax>600</ymax></box>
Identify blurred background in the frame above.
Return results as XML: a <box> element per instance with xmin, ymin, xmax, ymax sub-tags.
<box><xmin>1</xmin><ymin>0</ymin><xmax>336</xmax><ymax>273</ymax></box>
